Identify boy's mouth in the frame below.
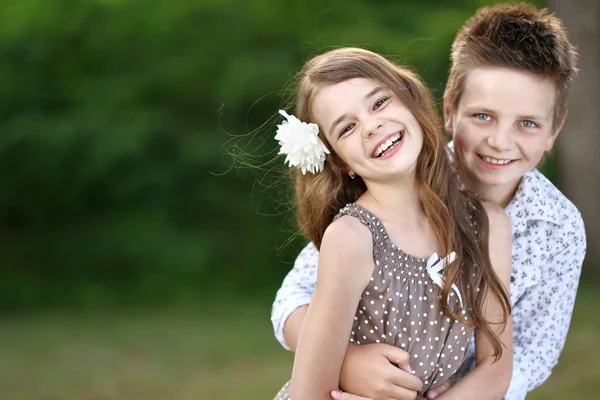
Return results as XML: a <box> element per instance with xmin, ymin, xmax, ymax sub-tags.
<box><xmin>372</xmin><ymin>130</ymin><xmax>404</xmax><ymax>158</ymax></box>
<box><xmin>477</xmin><ymin>154</ymin><xmax>515</xmax><ymax>165</ymax></box>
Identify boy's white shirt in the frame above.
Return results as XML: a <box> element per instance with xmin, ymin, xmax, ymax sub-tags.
<box><xmin>270</xmin><ymin>145</ymin><xmax>586</xmax><ymax>400</ymax></box>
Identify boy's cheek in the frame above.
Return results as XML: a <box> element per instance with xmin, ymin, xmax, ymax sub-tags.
<box><xmin>452</xmin><ymin>127</ymin><xmax>477</xmax><ymax>152</ymax></box>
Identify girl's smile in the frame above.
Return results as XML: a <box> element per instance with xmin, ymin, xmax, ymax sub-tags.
<box><xmin>371</xmin><ymin>129</ymin><xmax>404</xmax><ymax>159</ymax></box>
<box><xmin>312</xmin><ymin>78</ymin><xmax>423</xmax><ymax>183</ymax></box>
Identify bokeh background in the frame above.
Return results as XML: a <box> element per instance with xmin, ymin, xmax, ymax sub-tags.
<box><xmin>1</xmin><ymin>0</ymin><xmax>598</xmax><ymax>399</ymax></box>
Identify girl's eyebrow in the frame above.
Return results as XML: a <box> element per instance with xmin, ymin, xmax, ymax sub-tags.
<box><xmin>364</xmin><ymin>86</ymin><xmax>386</xmax><ymax>101</ymax></box>
<box><xmin>328</xmin><ymin>87</ymin><xmax>386</xmax><ymax>137</ymax></box>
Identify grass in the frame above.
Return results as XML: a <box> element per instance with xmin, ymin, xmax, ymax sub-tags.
<box><xmin>0</xmin><ymin>288</ymin><xmax>598</xmax><ymax>399</ymax></box>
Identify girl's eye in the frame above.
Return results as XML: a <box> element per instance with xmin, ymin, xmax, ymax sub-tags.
<box><xmin>340</xmin><ymin>124</ymin><xmax>355</xmax><ymax>136</ymax></box>
<box><xmin>474</xmin><ymin>113</ymin><xmax>491</xmax><ymax>121</ymax></box>
<box><xmin>522</xmin><ymin>120</ymin><xmax>538</xmax><ymax>129</ymax></box>
<box><xmin>373</xmin><ymin>97</ymin><xmax>389</xmax><ymax>110</ymax></box>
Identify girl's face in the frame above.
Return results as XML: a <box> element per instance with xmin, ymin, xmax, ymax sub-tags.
<box><xmin>312</xmin><ymin>78</ymin><xmax>424</xmax><ymax>184</ymax></box>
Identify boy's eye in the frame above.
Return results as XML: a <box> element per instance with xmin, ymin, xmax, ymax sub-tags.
<box><xmin>474</xmin><ymin>113</ymin><xmax>491</xmax><ymax>121</ymax></box>
<box><xmin>521</xmin><ymin>120</ymin><xmax>538</xmax><ymax>128</ymax></box>
<box><xmin>373</xmin><ymin>97</ymin><xmax>389</xmax><ymax>110</ymax></box>
<box><xmin>340</xmin><ymin>124</ymin><xmax>355</xmax><ymax>136</ymax></box>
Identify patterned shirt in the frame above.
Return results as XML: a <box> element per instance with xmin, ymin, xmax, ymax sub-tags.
<box><xmin>271</xmin><ymin>168</ymin><xmax>586</xmax><ymax>400</ymax></box>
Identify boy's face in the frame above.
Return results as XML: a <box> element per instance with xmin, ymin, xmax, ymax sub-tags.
<box><xmin>445</xmin><ymin>67</ymin><xmax>562</xmax><ymax>196</ymax></box>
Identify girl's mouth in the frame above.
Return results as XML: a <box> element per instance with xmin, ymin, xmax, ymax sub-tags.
<box><xmin>372</xmin><ymin>130</ymin><xmax>404</xmax><ymax>158</ymax></box>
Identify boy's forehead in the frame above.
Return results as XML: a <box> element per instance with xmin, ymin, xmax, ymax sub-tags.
<box><xmin>458</xmin><ymin>67</ymin><xmax>555</xmax><ymax>117</ymax></box>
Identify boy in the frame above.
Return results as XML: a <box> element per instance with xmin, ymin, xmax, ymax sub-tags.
<box><xmin>271</xmin><ymin>3</ymin><xmax>586</xmax><ymax>400</ymax></box>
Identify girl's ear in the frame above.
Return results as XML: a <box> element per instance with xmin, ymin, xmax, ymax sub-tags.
<box><xmin>545</xmin><ymin>119</ymin><xmax>565</xmax><ymax>151</ymax></box>
<box><xmin>443</xmin><ymin>96</ymin><xmax>454</xmax><ymax>136</ymax></box>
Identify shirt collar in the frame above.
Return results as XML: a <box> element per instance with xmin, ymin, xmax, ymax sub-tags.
<box><xmin>504</xmin><ymin>169</ymin><xmax>562</xmax><ymax>233</ymax></box>
<box><xmin>447</xmin><ymin>141</ymin><xmax>561</xmax><ymax>233</ymax></box>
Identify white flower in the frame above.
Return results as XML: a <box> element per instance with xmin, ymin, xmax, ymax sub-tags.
<box><xmin>275</xmin><ymin>110</ymin><xmax>330</xmax><ymax>174</ymax></box>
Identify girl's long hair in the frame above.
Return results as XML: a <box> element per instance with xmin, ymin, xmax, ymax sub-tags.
<box><xmin>287</xmin><ymin>47</ymin><xmax>510</xmax><ymax>359</ymax></box>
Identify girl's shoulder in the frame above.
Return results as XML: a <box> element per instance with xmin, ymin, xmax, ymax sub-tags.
<box><xmin>324</xmin><ymin>212</ymin><xmax>373</xmax><ymax>254</ymax></box>
<box><xmin>318</xmin><ymin>211</ymin><xmax>375</xmax><ymax>290</ymax></box>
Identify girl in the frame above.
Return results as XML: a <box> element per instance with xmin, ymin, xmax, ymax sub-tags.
<box><xmin>272</xmin><ymin>48</ymin><xmax>512</xmax><ymax>400</ymax></box>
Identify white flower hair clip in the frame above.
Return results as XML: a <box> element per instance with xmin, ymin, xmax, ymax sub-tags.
<box><xmin>275</xmin><ymin>110</ymin><xmax>330</xmax><ymax>175</ymax></box>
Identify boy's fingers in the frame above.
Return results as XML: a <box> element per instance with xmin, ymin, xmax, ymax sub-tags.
<box><xmin>427</xmin><ymin>380</ymin><xmax>453</xmax><ymax>399</ymax></box>
<box><xmin>331</xmin><ymin>390</ymin><xmax>372</xmax><ymax>400</ymax></box>
<box><xmin>380</xmin><ymin>344</ymin><xmax>412</xmax><ymax>373</ymax></box>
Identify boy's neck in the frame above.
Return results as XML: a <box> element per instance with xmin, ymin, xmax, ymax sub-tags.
<box><xmin>470</xmin><ymin>178</ymin><xmax>521</xmax><ymax>208</ymax></box>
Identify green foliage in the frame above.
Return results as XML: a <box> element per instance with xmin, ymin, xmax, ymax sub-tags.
<box><xmin>0</xmin><ymin>0</ymin><xmax>544</xmax><ymax>309</ymax></box>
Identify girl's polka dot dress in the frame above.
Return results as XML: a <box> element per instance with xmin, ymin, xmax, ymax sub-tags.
<box><xmin>274</xmin><ymin>203</ymin><xmax>473</xmax><ymax>399</ymax></box>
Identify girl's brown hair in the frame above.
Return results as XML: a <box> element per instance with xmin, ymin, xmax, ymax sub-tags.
<box><xmin>287</xmin><ymin>47</ymin><xmax>510</xmax><ymax>359</ymax></box>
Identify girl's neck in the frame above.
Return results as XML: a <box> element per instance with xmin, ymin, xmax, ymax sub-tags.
<box><xmin>358</xmin><ymin>178</ymin><xmax>424</xmax><ymax>224</ymax></box>
<box><xmin>358</xmin><ymin>177</ymin><xmax>436</xmax><ymax>259</ymax></box>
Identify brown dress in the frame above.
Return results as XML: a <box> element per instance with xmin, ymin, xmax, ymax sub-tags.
<box><xmin>274</xmin><ymin>203</ymin><xmax>474</xmax><ymax>399</ymax></box>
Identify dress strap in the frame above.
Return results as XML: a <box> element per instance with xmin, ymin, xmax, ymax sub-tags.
<box><xmin>334</xmin><ymin>203</ymin><xmax>391</xmax><ymax>247</ymax></box>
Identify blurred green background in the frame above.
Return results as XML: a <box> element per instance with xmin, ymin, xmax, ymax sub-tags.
<box><xmin>0</xmin><ymin>0</ymin><xmax>597</xmax><ymax>398</ymax></box>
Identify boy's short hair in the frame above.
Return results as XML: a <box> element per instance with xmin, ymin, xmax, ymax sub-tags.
<box><xmin>445</xmin><ymin>3</ymin><xmax>578</xmax><ymax>129</ymax></box>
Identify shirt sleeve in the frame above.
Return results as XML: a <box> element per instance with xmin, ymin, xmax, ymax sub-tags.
<box><xmin>271</xmin><ymin>242</ymin><xmax>320</xmax><ymax>350</ymax></box>
<box><xmin>505</xmin><ymin>216</ymin><xmax>586</xmax><ymax>400</ymax></box>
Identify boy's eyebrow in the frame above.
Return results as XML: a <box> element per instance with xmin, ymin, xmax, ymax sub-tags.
<box><xmin>328</xmin><ymin>87</ymin><xmax>386</xmax><ymax>137</ymax></box>
<box><xmin>463</xmin><ymin>106</ymin><xmax>547</xmax><ymax>121</ymax></box>
<box><xmin>462</xmin><ymin>106</ymin><xmax>497</xmax><ymax>115</ymax></box>
<box><xmin>519</xmin><ymin>113</ymin><xmax>548</xmax><ymax>121</ymax></box>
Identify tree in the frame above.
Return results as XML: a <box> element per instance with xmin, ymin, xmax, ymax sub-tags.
<box><xmin>549</xmin><ymin>0</ymin><xmax>600</xmax><ymax>267</ymax></box>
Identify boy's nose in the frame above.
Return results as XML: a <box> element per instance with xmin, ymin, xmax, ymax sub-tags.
<box><xmin>487</xmin><ymin>126</ymin><xmax>514</xmax><ymax>151</ymax></box>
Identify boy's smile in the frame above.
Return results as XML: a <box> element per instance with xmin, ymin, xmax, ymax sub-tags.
<box><xmin>446</xmin><ymin>67</ymin><xmax>562</xmax><ymax>205</ymax></box>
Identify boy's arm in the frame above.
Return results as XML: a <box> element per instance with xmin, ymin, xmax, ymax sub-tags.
<box><xmin>271</xmin><ymin>242</ymin><xmax>319</xmax><ymax>350</ymax></box>
<box><xmin>505</xmin><ymin>215</ymin><xmax>586</xmax><ymax>399</ymax></box>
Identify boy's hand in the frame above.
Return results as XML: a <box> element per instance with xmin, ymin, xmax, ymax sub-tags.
<box><xmin>426</xmin><ymin>380</ymin><xmax>453</xmax><ymax>399</ymax></box>
<box><xmin>335</xmin><ymin>343</ymin><xmax>422</xmax><ymax>400</ymax></box>
<box><xmin>330</xmin><ymin>391</ymin><xmax>372</xmax><ymax>400</ymax></box>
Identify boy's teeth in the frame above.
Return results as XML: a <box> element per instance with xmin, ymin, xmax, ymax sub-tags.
<box><xmin>481</xmin><ymin>155</ymin><xmax>512</xmax><ymax>165</ymax></box>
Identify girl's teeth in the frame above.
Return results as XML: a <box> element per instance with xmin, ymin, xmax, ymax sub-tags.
<box><xmin>374</xmin><ymin>132</ymin><xmax>403</xmax><ymax>157</ymax></box>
